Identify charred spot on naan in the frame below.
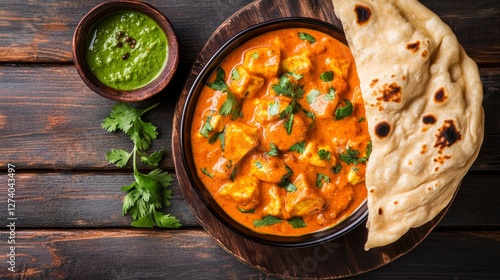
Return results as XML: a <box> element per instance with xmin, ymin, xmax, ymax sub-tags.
<box><xmin>422</xmin><ymin>114</ymin><xmax>437</xmax><ymax>125</ymax></box>
<box><xmin>375</xmin><ymin>121</ymin><xmax>391</xmax><ymax>138</ymax></box>
<box><xmin>376</xmin><ymin>82</ymin><xmax>402</xmax><ymax>103</ymax></box>
<box><xmin>354</xmin><ymin>4</ymin><xmax>371</xmax><ymax>25</ymax></box>
<box><xmin>406</xmin><ymin>41</ymin><xmax>420</xmax><ymax>53</ymax></box>
<box><xmin>434</xmin><ymin>120</ymin><xmax>462</xmax><ymax>151</ymax></box>
<box><xmin>434</xmin><ymin>87</ymin><xmax>448</xmax><ymax>103</ymax></box>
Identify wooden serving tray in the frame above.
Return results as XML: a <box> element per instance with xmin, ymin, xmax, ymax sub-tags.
<box><xmin>172</xmin><ymin>0</ymin><xmax>451</xmax><ymax>278</ymax></box>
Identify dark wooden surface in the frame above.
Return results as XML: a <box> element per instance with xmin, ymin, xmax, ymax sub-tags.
<box><xmin>0</xmin><ymin>0</ymin><xmax>499</xmax><ymax>279</ymax></box>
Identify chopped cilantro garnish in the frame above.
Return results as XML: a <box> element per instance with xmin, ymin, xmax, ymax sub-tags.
<box><xmin>324</xmin><ymin>87</ymin><xmax>336</xmax><ymax>100</ymax></box>
<box><xmin>289</xmin><ymin>141</ymin><xmax>306</xmax><ymax>154</ymax></box>
<box><xmin>199</xmin><ymin>115</ymin><xmax>213</xmax><ymax>138</ymax></box>
<box><xmin>219</xmin><ymin>91</ymin><xmax>241</xmax><ymax>120</ymax></box>
<box><xmin>339</xmin><ymin>147</ymin><xmax>361</xmax><ymax>165</ymax></box>
<box><xmin>333</xmin><ymin>163</ymin><xmax>342</xmax><ymax>174</ymax></box>
<box><xmin>358</xmin><ymin>116</ymin><xmax>366</xmax><ymax>123</ymax></box>
<box><xmin>316</xmin><ymin>173</ymin><xmax>330</xmax><ymax>188</ymax></box>
<box><xmin>253</xmin><ymin>215</ymin><xmax>283</xmax><ymax>228</ymax></box>
<box><xmin>231</xmin><ymin>68</ymin><xmax>240</xmax><ymax>81</ymax></box>
<box><xmin>238</xmin><ymin>208</ymin><xmax>255</xmax><ymax>213</ymax></box>
<box><xmin>207</xmin><ymin>67</ymin><xmax>228</xmax><ymax>92</ymax></box>
<box><xmin>318</xmin><ymin>149</ymin><xmax>331</xmax><ymax>160</ymax></box>
<box><xmin>320</xmin><ymin>71</ymin><xmax>334</xmax><ymax>82</ymax></box>
<box><xmin>285</xmin><ymin>182</ymin><xmax>297</xmax><ymax>192</ymax></box>
<box><xmin>335</xmin><ymin>99</ymin><xmax>353</xmax><ymax>120</ymax></box>
<box><xmin>267</xmin><ymin>143</ymin><xmax>279</xmax><ymax>157</ymax></box>
<box><xmin>201</xmin><ymin>167</ymin><xmax>214</xmax><ymax>178</ymax></box>
<box><xmin>268</xmin><ymin>100</ymin><xmax>280</xmax><ymax>116</ymax></box>
<box><xmin>298</xmin><ymin>32</ymin><xmax>316</xmax><ymax>43</ymax></box>
<box><xmin>307</xmin><ymin>89</ymin><xmax>321</xmax><ymax>104</ymax></box>
<box><xmin>288</xmin><ymin>217</ymin><xmax>307</xmax><ymax>228</ymax></box>
<box><xmin>279</xmin><ymin>165</ymin><xmax>293</xmax><ymax>188</ymax></box>
<box><xmin>255</xmin><ymin>161</ymin><xmax>263</xmax><ymax>169</ymax></box>
<box><xmin>284</xmin><ymin>113</ymin><xmax>294</xmax><ymax>135</ymax></box>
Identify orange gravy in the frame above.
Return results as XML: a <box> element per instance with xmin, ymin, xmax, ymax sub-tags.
<box><xmin>190</xmin><ymin>28</ymin><xmax>370</xmax><ymax>236</ymax></box>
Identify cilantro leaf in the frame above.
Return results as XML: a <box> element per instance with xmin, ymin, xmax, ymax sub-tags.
<box><xmin>333</xmin><ymin>163</ymin><xmax>342</xmax><ymax>174</ymax></box>
<box><xmin>219</xmin><ymin>91</ymin><xmax>241</xmax><ymax>120</ymax></box>
<box><xmin>285</xmin><ymin>182</ymin><xmax>297</xmax><ymax>192</ymax></box>
<box><xmin>318</xmin><ymin>149</ymin><xmax>331</xmax><ymax>160</ymax></box>
<box><xmin>238</xmin><ymin>208</ymin><xmax>255</xmax><ymax>213</ymax></box>
<box><xmin>231</xmin><ymin>68</ymin><xmax>240</xmax><ymax>81</ymax></box>
<box><xmin>253</xmin><ymin>215</ymin><xmax>283</xmax><ymax>228</ymax></box>
<box><xmin>366</xmin><ymin>141</ymin><xmax>373</xmax><ymax>159</ymax></box>
<box><xmin>140</xmin><ymin>149</ymin><xmax>165</xmax><ymax>167</ymax></box>
<box><xmin>324</xmin><ymin>87</ymin><xmax>336</xmax><ymax>100</ymax></box>
<box><xmin>279</xmin><ymin>165</ymin><xmax>293</xmax><ymax>188</ymax></box>
<box><xmin>153</xmin><ymin>207</ymin><xmax>182</xmax><ymax>228</ymax></box>
<box><xmin>307</xmin><ymin>89</ymin><xmax>321</xmax><ymax>104</ymax></box>
<box><xmin>106</xmin><ymin>149</ymin><xmax>132</xmax><ymax>168</ymax></box>
<box><xmin>298</xmin><ymin>32</ymin><xmax>316</xmax><ymax>43</ymax></box>
<box><xmin>320</xmin><ymin>71</ymin><xmax>334</xmax><ymax>82</ymax></box>
<box><xmin>102</xmin><ymin>102</ymin><xmax>180</xmax><ymax>229</ymax></box>
<box><xmin>268</xmin><ymin>100</ymin><xmax>280</xmax><ymax>116</ymax></box>
<box><xmin>339</xmin><ymin>147</ymin><xmax>361</xmax><ymax>165</ymax></box>
<box><xmin>284</xmin><ymin>113</ymin><xmax>294</xmax><ymax>135</ymax></box>
<box><xmin>288</xmin><ymin>217</ymin><xmax>307</xmax><ymax>228</ymax></box>
<box><xmin>207</xmin><ymin>67</ymin><xmax>228</xmax><ymax>91</ymax></box>
<box><xmin>267</xmin><ymin>143</ymin><xmax>279</xmax><ymax>157</ymax></box>
<box><xmin>316</xmin><ymin>173</ymin><xmax>330</xmax><ymax>188</ymax></box>
<box><xmin>335</xmin><ymin>99</ymin><xmax>353</xmax><ymax>120</ymax></box>
<box><xmin>289</xmin><ymin>141</ymin><xmax>306</xmax><ymax>154</ymax></box>
<box><xmin>200</xmin><ymin>115</ymin><xmax>213</xmax><ymax>138</ymax></box>
<box><xmin>201</xmin><ymin>167</ymin><xmax>214</xmax><ymax>178</ymax></box>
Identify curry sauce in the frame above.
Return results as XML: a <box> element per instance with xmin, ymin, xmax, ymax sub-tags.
<box><xmin>190</xmin><ymin>28</ymin><xmax>370</xmax><ymax>236</ymax></box>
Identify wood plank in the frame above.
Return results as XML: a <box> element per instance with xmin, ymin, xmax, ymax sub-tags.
<box><xmin>1</xmin><ymin>172</ymin><xmax>497</xmax><ymax>229</ymax></box>
<box><xmin>0</xmin><ymin>65</ymin><xmax>499</xmax><ymax>170</ymax></box>
<box><xmin>0</xmin><ymin>0</ymin><xmax>498</xmax><ymax>64</ymax></box>
<box><xmin>0</xmin><ymin>0</ymin><xmax>254</xmax><ymax>64</ymax></box>
<box><xmin>0</xmin><ymin>229</ymin><xmax>498</xmax><ymax>279</ymax></box>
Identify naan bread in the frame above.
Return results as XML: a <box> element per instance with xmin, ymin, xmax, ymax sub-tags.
<box><xmin>331</xmin><ymin>0</ymin><xmax>484</xmax><ymax>249</ymax></box>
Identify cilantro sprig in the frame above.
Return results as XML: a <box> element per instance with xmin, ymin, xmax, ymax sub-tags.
<box><xmin>102</xmin><ymin>102</ymin><xmax>181</xmax><ymax>229</ymax></box>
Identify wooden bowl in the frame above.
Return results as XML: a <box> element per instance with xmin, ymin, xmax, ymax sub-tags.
<box><xmin>177</xmin><ymin>18</ymin><xmax>368</xmax><ymax>248</ymax></box>
<box><xmin>72</xmin><ymin>0</ymin><xmax>179</xmax><ymax>102</ymax></box>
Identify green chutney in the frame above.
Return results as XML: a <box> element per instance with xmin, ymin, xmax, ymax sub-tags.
<box><xmin>86</xmin><ymin>11</ymin><xmax>168</xmax><ymax>90</ymax></box>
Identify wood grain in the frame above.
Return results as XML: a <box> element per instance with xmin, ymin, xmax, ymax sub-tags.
<box><xmin>0</xmin><ymin>55</ymin><xmax>498</xmax><ymax>171</ymax></box>
<box><xmin>0</xmin><ymin>172</ymin><xmax>497</xmax><ymax>229</ymax></box>
<box><xmin>171</xmin><ymin>0</ymin><xmax>500</xmax><ymax>278</ymax></box>
<box><xmin>0</xmin><ymin>229</ymin><xmax>498</xmax><ymax>279</ymax></box>
<box><xmin>0</xmin><ymin>0</ymin><xmax>498</xmax><ymax>64</ymax></box>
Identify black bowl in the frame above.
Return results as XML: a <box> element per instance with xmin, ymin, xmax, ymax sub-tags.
<box><xmin>179</xmin><ymin>17</ymin><xmax>368</xmax><ymax>247</ymax></box>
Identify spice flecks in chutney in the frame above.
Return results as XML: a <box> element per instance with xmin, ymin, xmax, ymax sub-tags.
<box><xmin>86</xmin><ymin>11</ymin><xmax>168</xmax><ymax>90</ymax></box>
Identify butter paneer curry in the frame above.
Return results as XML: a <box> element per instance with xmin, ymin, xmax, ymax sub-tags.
<box><xmin>190</xmin><ymin>28</ymin><xmax>371</xmax><ymax>236</ymax></box>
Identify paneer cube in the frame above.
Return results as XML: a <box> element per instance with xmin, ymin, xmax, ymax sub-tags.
<box><xmin>299</xmin><ymin>142</ymin><xmax>336</xmax><ymax>167</ymax></box>
<box><xmin>223</xmin><ymin>123</ymin><xmax>259</xmax><ymax>163</ymax></box>
<box><xmin>281</xmin><ymin>55</ymin><xmax>312</xmax><ymax>76</ymax></box>
<box><xmin>263</xmin><ymin>185</ymin><xmax>283</xmax><ymax>217</ymax></box>
<box><xmin>252</xmin><ymin>96</ymin><xmax>290</xmax><ymax>124</ymax></box>
<box><xmin>249</xmin><ymin>154</ymin><xmax>289</xmax><ymax>183</ymax></box>
<box><xmin>219</xmin><ymin>175</ymin><xmax>260</xmax><ymax>210</ymax></box>
<box><xmin>325</xmin><ymin>58</ymin><xmax>350</xmax><ymax>80</ymax></box>
<box><xmin>321</xmin><ymin>182</ymin><xmax>354</xmax><ymax>219</ymax></box>
<box><xmin>243</xmin><ymin>46</ymin><xmax>280</xmax><ymax>78</ymax></box>
<box><xmin>285</xmin><ymin>174</ymin><xmax>325</xmax><ymax>217</ymax></box>
<box><xmin>229</xmin><ymin>66</ymin><xmax>265</xmax><ymax>99</ymax></box>
<box><xmin>347</xmin><ymin>168</ymin><xmax>364</xmax><ymax>185</ymax></box>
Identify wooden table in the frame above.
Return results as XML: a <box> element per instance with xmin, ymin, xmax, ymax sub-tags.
<box><xmin>0</xmin><ymin>0</ymin><xmax>499</xmax><ymax>279</ymax></box>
